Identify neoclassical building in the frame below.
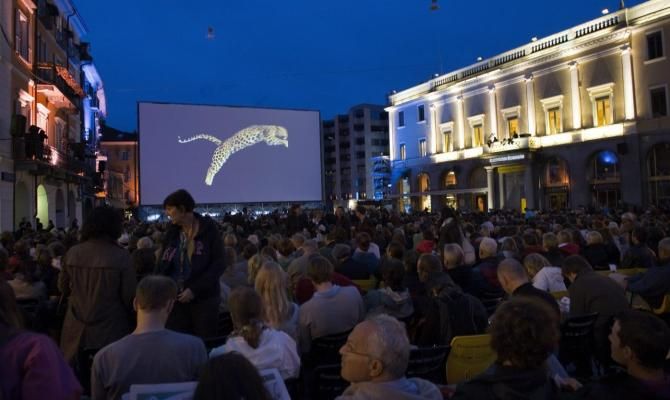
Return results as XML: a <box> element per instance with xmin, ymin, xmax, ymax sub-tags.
<box><xmin>387</xmin><ymin>0</ymin><xmax>670</xmax><ymax>212</ymax></box>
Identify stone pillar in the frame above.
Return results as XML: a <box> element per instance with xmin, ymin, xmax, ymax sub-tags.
<box><xmin>488</xmin><ymin>86</ymin><xmax>498</xmax><ymax>138</ymax></box>
<box><xmin>569</xmin><ymin>62</ymin><xmax>581</xmax><ymax>130</ymax></box>
<box><xmin>485</xmin><ymin>166</ymin><xmax>495</xmax><ymax>210</ymax></box>
<box><xmin>388</xmin><ymin>109</ymin><xmax>396</xmax><ymax>160</ymax></box>
<box><xmin>524</xmin><ymin>163</ymin><xmax>535</xmax><ymax>210</ymax></box>
<box><xmin>498</xmin><ymin>172</ymin><xmax>506</xmax><ymax>209</ymax></box>
<box><xmin>456</xmin><ymin>96</ymin><xmax>466</xmax><ymax>150</ymax></box>
<box><xmin>525</xmin><ymin>75</ymin><xmax>536</xmax><ymax>135</ymax></box>
<box><xmin>621</xmin><ymin>45</ymin><xmax>635</xmax><ymax>121</ymax></box>
<box><xmin>429</xmin><ymin>103</ymin><xmax>438</xmax><ymax>154</ymax></box>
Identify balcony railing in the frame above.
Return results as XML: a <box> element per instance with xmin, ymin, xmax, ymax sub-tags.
<box><xmin>35</xmin><ymin>63</ymin><xmax>84</xmax><ymax>106</ymax></box>
<box><xmin>13</xmin><ymin>137</ymin><xmax>89</xmax><ymax>175</ymax></box>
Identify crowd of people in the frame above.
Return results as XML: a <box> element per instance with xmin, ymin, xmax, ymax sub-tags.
<box><xmin>2</xmin><ymin>188</ymin><xmax>670</xmax><ymax>399</ymax></box>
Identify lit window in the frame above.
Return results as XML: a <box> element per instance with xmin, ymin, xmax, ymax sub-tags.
<box><xmin>398</xmin><ymin>111</ymin><xmax>405</xmax><ymax>127</ymax></box>
<box><xmin>547</xmin><ymin>108</ymin><xmax>562</xmax><ymax>134</ymax></box>
<box><xmin>15</xmin><ymin>9</ymin><xmax>30</xmax><ymax>62</ymax></box>
<box><xmin>399</xmin><ymin>144</ymin><xmax>406</xmax><ymax>160</ymax></box>
<box><xmin>472</xmin><ymin>124</ymin><xmax>484</xmax><ymax>147</ymax></box>
<box><xmin>418</xmin><ymin>105</ymin><xmax>425</xmax><ymax>122</ymax></box>
<box><xmin>445</xmin><ymin>171</ymin><xmax>457</xmax><ymax>186</ymax></box>
<box><xmin>507</xmin><ymin>117</ymin><xmax>519</xmax><ymax>137</ymax></box>
<box><xmin>442</xmin><ymin>131</ymin><xmax>451</xmax><ymax>153</ymax></box>
<box><xmin>651</xmin><ymin>87</ymin><xmax>668</xmax><ymax>118</ymax></box>
<box><xmin>595</xmin><ymin>96</ymin><xmax>612</xmax><ymax>126</ymax></box>
<box><xmin>419</xmin><ymin>139</ymin><xmax>427</xmax><ymax>157</ymax></box>
<box><xmin>647</xmin><ymin>31</ymin><xmax>664</xmax><ymax>60</ymax></box>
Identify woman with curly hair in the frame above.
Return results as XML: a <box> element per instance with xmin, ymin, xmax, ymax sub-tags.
<box><xmin>452</xmin><ymin>297</ymin><xmax>564</xmax><ymax>399</ymax></box>
<box><xmin>209</xmin><ymin>287</ymin><xmax>299</xmax><ymax>380</ymax></box>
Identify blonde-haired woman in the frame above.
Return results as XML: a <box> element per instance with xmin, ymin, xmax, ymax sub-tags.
<box><xmin>247</xmin><ymin>254</ymin><xmax>271</xmax><ymax>285</ymax></box>
<box><xmin>254</xmin><ymin>261</ymin><xmax>299</xmax><ymax>341</ymax></box>
<box><xmin>523</xmin><ymin>253</ymin><xmax>567</xmax><ymax>293</ymax></box>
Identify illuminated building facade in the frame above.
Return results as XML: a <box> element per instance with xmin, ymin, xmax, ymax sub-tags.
<box><xmin>2</xmin><ymin>0</ymin><xmax>106</xmax><ymax>231</ymax></box>
<box><xmin>388</xmin><ymin>0</ymin><xmax>670</xmax><ymax>212</ymax></box>
<box><xmin>99</xmin><ymin>127</ymin><xmax>139</xmax><ymax>209</ymax></box>
<box><xmin>323</xmin><ymin>104</ymin><xmax>389</xmax><ymax>206</ymax></box>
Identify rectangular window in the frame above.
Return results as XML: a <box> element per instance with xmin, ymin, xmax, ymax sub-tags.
<box><xmin>595</xmin><ymin>96</ymin><xmax>612</xmax><ymax>126</ymax></box>
<box><xmin>442</xmin><ymin>131</ymin><xmax>451</xmax><ymax>153</ymax></box>
<box><xmin>399</xmin><ymin>144</ymin><xmax>406</xmax><ymax>160</ymax></box>
<box><xmin>398</xmin><ymin>111</ymin><xmax>405</xmax><ymax>127</ymax></box>
<box><xmin>507</xmin><ymin>117</ymin><xmax>519</xmax><ymax>137</ymax></box>
<box><xmin>547</xmin><ymin>108</ymin><xmax>562</xmax><ymax>134</ymax></box>
<box><xmin>647</xmin><ymin>31</ymin><xmax>664</xmax><ymax>60</ymax></box>
<box><xmin>417</xmin><ymin>105</ymin><xmax>425</xmax><ymax>122</ymax></box>
<box><xmin>15</xmin><ymin>9</ymin><xmax>30</xmax><ymax>62</ymax></box>
<box><xmin>419</xmin><ymin>139</ymin><xmax>427</xmax><ymax>157</ymax></box>
<box><xmin>651</xmin><ymin>87</ymin><xmax>668</xmax><ymax>118</ymax></box>
<box><xmin>122</xmin><ymin>151</ymin><xmax>129</xmax><ymax>161</ymax></box>
<box><xmin>472</xmin><ymin>124</ymin><xmax>483</xmax><ymax>147</ymax></box>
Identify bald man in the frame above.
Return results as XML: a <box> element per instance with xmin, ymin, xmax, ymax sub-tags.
<box><xmin>497</xmin><ymin>258</ymin><xmax>560</xmax><ymax>318</ymax></box>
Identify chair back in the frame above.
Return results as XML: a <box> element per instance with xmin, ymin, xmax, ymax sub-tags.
<box><xmin>561</xmin><ymin>312</ymin><xmax>599</xmax><ymax>339</ymax></box>
<box><xmin>559</xmin><ymin>312</ymin><xmax>599</xmax><ymax>378</ymax></box>
<box><xmin>654</xmin><ymin>294</ymin><xmax>670</xmax><ymax>315</ymax></box>
<box><xmin>551</xmin><ymin>291</ymin><xmax>569</xmax><ymax>300</ymax></box>
<box><xmin>310</xmin><ymin>330</ymin><xmax>351</xmax><ymax>366</ymax></box>
<box><xmin>407</xmin><ymin>345</ymin><xmax>450</xmax><ymax>384</ymax></box>
<box><xmin>352</xmin><ymin>278</ymin><xmax>376</xmax><ymax>293</ymax></box>
<box><xmin>446</xmin><ymin>334</ymin><xmax>495</xmax><ymax>384</ymax></box>
<box><xmin>127</xmin><ymin>381</ymin><xmax>197</xmax><ymax>399</ymax></box>
<box><xmin>314</xmin><ymin>364</ymin><xmax>348</xmax><ymax>400</ymax></box>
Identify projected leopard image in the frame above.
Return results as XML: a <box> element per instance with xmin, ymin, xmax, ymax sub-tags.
<box><xmin>178</xmin><ymin>125</ymin><xmax>288</xmax><ymax>185</ymax></box>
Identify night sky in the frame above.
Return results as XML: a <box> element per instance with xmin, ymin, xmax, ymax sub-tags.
<box><xmin>73</xmin><ymin>0</ymin><xmax>645</xmax><ymax>132</ymax></box>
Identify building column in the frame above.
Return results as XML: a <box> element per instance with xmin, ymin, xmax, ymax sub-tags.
<box><xmin>569</xmin><ymin>62</ymin><xmax>581</xmax><ymax>130</ymax></box>
<box><xmin>456</xmin><ymin>96</ymin><xmax>466</xmax><ymax>150</ymax></box>
<box><xmin>429</xmin><ymin>103</ymin><xmax>438</xmax><ymax>154</ymax></box>
<box><xmin>498</xmin><ymin>171</ymin><xmax>506</xmax><ymax>209</ymax></box>
<box><xmin>621</xmin><ymin>44</ymin><xmax>635</xmax><ymax>120</ymax></box>
<box><xmin>488</xmin><ymin>86</ymin><xmax>498</xmax><ymax>138</ymax></box>
<box><xmin>525</xmin><ymin>75</ymin><xmax>536</xmax><ymax>135</ymax></box>
<box><xmin>485</xmin><ymin>166</ymin><xmax>495</xmax><ymax>210</ymax></box>
<box><xmin>524</xmin><ymin>163</ymin><xmax>535</xmax><ymax>210</ymax></box>
<box><xmin>388</xmin><ymin>109</ymin><xmax>396</xmax><ymax>161</ymax></box>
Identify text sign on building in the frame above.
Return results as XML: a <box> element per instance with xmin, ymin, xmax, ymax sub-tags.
<box><xmin>490</xmin><ymin>154</ymin><xmax>525</xmax><ymax>164</ymax></box>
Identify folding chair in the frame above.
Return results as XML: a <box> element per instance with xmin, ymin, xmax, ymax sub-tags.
<box><xmin>559</xmin><ymin>312</ymin><xmax>599</xmax><ymax>379</ymax></box>
<box><xmin>446</xmin><ymin>334</ymin><xmax>496</xmax><ymax>384</ymax></box>
<box><xmin>314</xmin><ymin>364</ymin><xmax>348</xmax><ymax>400</ymax></box>
<box><xmin>352</xmin><ymin>277</ymin><xmax>376</xmax><ymax>293</ymax></box>
<box><xmin>653</xmin><ymin>294</ymin><xmax>670</xmax><ymax>315</ymax></box>
<box><xmin>406</xmin><ymin>345</ymin><xmax>450</xmax><ymax>384</ymax></box>
<box><xmin>309</xmin><ymin>330</ymin><xmax>351</xmax><ymax>366</ymax></box>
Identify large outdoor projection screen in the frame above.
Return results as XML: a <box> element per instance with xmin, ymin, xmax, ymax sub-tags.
<box><xmin>138</xmin><ymin>102</ymin><xmax>322</xmax><ymax>205</ymax></box>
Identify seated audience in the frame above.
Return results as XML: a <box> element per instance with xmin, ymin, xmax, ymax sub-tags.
<box><xmin>364</xmin><ymin>259</ymin><xmax>413</xmax><ymax>319</ymax></box>
<box><xmin>352</xmin><ymin>232</ymin><xmax>381</xmax><ymax>275</ymax></box>
<box><xmin>562</xmin><ymin>255</ymin><xmax>630</xmax><ymax>364</ymax></box>
<box><xmin>210</xmin><ymin>287</ymin><xmax>299</xmax><ymax>380</ymax></box>
<box><xmin>414</xmin><ymin>254</ymin><xmax>488</xmax><ymax>346</ymax></box>
<box><xmin>132</xmin><ymin>236</ymin><xmax>156</xmax><ymax>281</ymax></box>
<box><xmin>254</xmin><ymin>262</ymin><xmax>299</xmax><ymax>341</ymax></box>
<box><xmin>497</xmin><ymin>258</ymin><xmax>560</xmax><ymax>318</ymax></box>
<box><xmin>581</xmin><ymin>231</ymin><xmax>611</xmax><ymax>270</ymax></box>
<box><xmin>332</xmin><ymin>244</ymin><xmax>370</xmax><ymax>280</ymax></box>
<box><xmin>247</xmin><ymin>254</ymin><xmax>271</xmax><ymax>285</ymax></box>
<box><xmin>193</xmin><ymin>352</ymin><xmax>271</xmax><ymax>400</ymax></box>
<box><xmin>584</xmin><ymin>310</ymin><xmax>670</xmax><ymax>400</ymax></box>
<box><xmin>91</xmin><ymin>275</ymin><xmax>207</xmax><ymax>400</ymax></box>
<box><xmin>542</xmin><ymin>232</ymin><xmax>564</xmax><ymax>268</ymax></box>
<box><xmin>443</xmin><ymin>243</ymin><xmax>474</xmax><ymax>294</ymax></box>
<box><xmin>622</xmin><ymin>227</ymin><xmax>656</xmax><ymax>269</ymax></box>
<box><xmin>337</xmin><ymin>314</ymin><xmax>442</xmax><ymax>399</ymax></box>
<box><xmin>7</xmin><ymin>261</ymin><xmax>47</xmax><ymax>301</ymax></box>
<box><xmin>558</xmin><ymin>230</ymin><xmax>580</xmax><ymax>257</ymax></box>
<box><xmin>624</xmin><ymin>237</ymin><xmax>670</xmax><ymax>309</ymax></box>
<box><xmin>0</xmin><ymin>280</ymin><xmax>82</xmax><ymax>400</ymax></box>
<box><xmin>452</xmin><ymin>298</ymin><xmax>562</xmax><ymax>399</ymax></box>
<box><xmin>522</xmin><ymin>253</ymin><xmax>567</xmax><ymax>293</ymax></box>
<box><xmin>298</xmin><ymin>255</ymin><xmax>364</xmax><ymax>354</ymax></box>
<box><xmin>471</xmin><ymin>237</ymin><xmax>504</xmax><ymax>298</ymax></box>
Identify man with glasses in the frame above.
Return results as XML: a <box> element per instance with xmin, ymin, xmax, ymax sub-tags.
<box><xmin>337</xmin><ymin>315</ymin><xmax>441</xmax><ymax>399</ymax></box>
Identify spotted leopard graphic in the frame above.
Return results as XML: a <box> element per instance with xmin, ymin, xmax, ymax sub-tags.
<box><xmin>178</xmin><ymin>125</ymin><xmax>288</xmax><ymax>185</ymax></box>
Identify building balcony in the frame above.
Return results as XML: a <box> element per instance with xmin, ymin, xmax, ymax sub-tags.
<box><xmin>12</xmin><ymin>137</ymin><xmax>91</xmax><ymax>181</ymax></box>
<box><xmin>35</xmin><ymin>63</ymin><xmax>84</xmax><ymax>108</ymax></box>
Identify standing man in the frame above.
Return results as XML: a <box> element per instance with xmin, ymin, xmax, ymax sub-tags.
<box><xmin>157</xmin><ymin>189</ymin><xmax>225</xmax><ymax>339</ymax></box>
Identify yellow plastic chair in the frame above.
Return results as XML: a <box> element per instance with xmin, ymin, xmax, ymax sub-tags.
<box><xmin>352</xmin><ymin>278</ymin><xmax>376</xmax><ymax>292</ymax></box>
<box><xmin>551</xmin><ymin>291</ymin><xmax>569</xmax><ymax>300</ymax></box>
<box><xmin>446</xmin><ymin>334</ymin><xmax>496</xmax><ymax>385</ymax></box>
<box><xmin>616</xmin><ymin>268</ymin><xmax>645</xmax><ymax>277</ymax></box>
<box><xmin>653</xmin><ymin>294</ymin><xmax>670</xmax><ymax>315</ymax></box>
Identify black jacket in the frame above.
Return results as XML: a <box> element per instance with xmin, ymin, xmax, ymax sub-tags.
<box><xmin>513</xmin><ymin>282</ymin><xmax>560</xmax><ymax>319</ymax></box>
<box><xmin>452</xmin><ymin>364</ymin><xmax>560</xmax><ymax>400</ymax></box>
<box><xmin>579</xmin><ymin>371</ymin><xmax>670</xmax><ymax>400</ymax></box>
<box><xmin>581</xmin><ymin>244</ymin><xmax>610</xmax><ymax>270</ymax></box>
<box><xmin>157</xmin><ymin>213</ymin><xmax>225</xmax><ymax>301</ymax></box>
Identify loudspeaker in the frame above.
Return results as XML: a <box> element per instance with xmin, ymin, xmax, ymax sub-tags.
<box><xmin>10</xmin><ymin>115</ymin><xmax>27</xmax><ymax>137</ymax></box>
<box><xmin>617</xmin><ymin>143</ymin><xmax>628</xmax><ymax>155</ymax></box>
<box><xmin>98</xmin><ymin>160</ymin><xmax>106</xmax><ymax>173</ymax></box>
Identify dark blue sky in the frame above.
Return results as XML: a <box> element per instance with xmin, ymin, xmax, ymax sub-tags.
<box><xmin>74</xmin><ymin>0</ymin><xmax>644</xmax><ymax>132</ymax></box>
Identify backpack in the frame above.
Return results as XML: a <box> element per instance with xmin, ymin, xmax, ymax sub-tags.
<box><xmin>434</xmin><ymin>290</ymin><xmax>488</xmax><ymax>345</ymax></box>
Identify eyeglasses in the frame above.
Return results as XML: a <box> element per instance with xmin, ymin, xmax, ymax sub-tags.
<box><xmin>340</xmin><ymin>342</ymin><xmax>371</xmax><ymax>358</ymax></box>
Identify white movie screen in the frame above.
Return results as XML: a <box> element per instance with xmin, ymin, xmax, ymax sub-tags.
<box><xmin>139</xmin><ymin>102</ymin><xmax>322</xmax><ymax>205</ymax></box>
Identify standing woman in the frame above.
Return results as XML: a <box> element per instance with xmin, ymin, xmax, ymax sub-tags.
<box><xmin>59</xmin><ymin>206</ymin><xmax>136</xmax><ymax>364</ymax></box>
<box><xmin>157</xmin><ymin>189</ymin><xmax>225</xmax><ymax>339</ymax></box>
